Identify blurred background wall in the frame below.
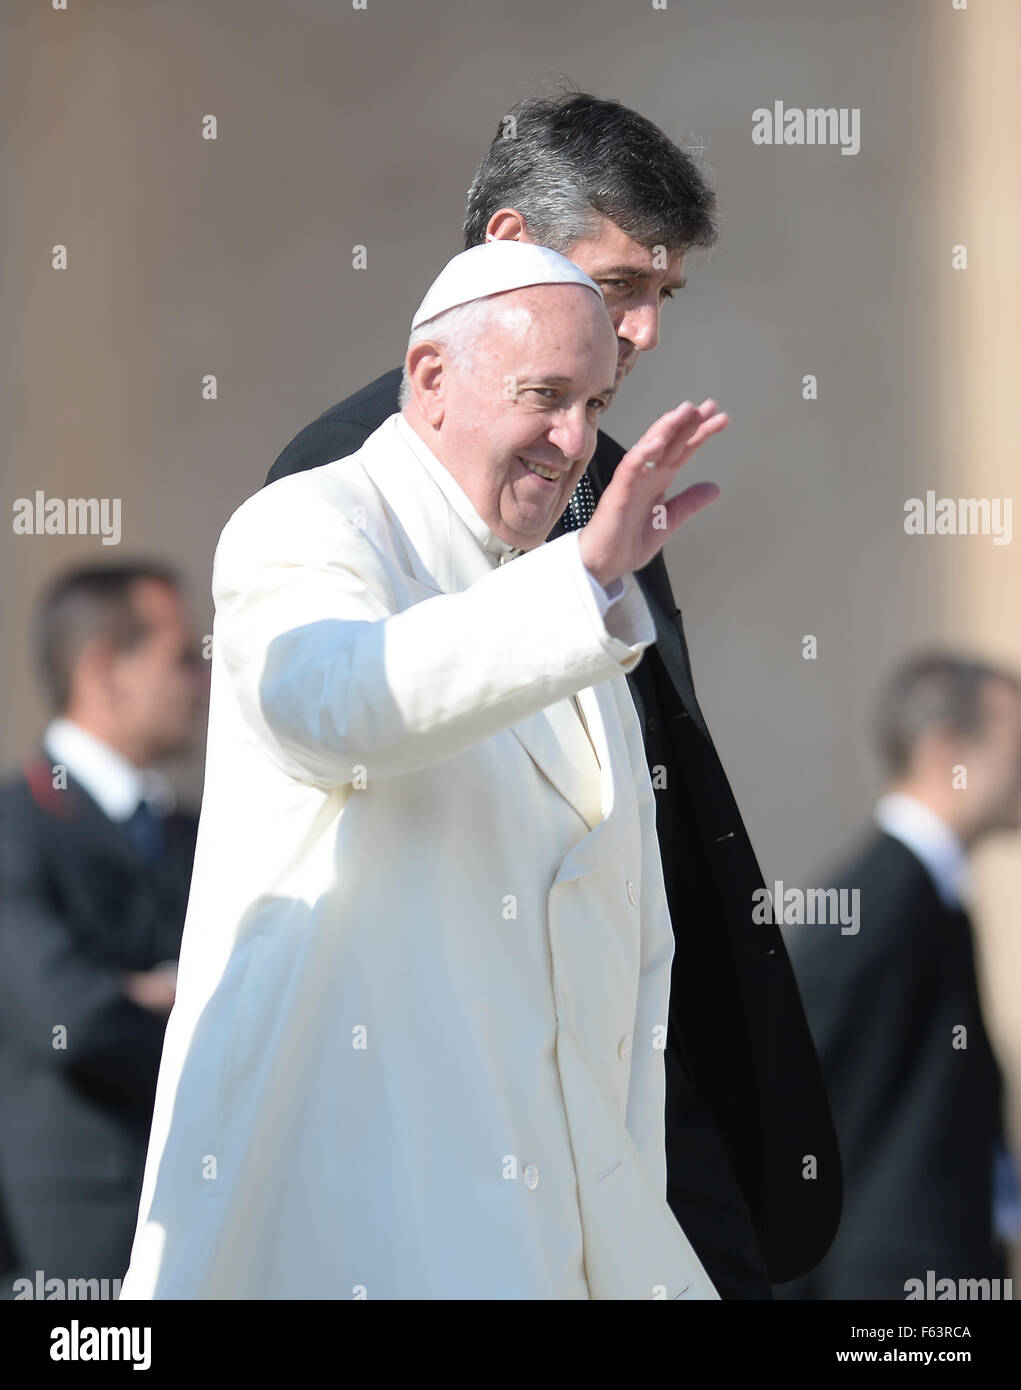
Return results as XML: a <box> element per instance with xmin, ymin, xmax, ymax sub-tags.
<box><xmin>2</xmin><ymin>0</ymin><xmax>1019</xmax><ymax>1243</ymax></box>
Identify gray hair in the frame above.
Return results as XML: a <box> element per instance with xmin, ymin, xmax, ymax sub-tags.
<box><xmin>462</xmin><ymin>89</ymin><xmax>718</xmax><ymax>256</ymax></box>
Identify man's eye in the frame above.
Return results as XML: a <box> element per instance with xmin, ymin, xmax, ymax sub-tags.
<box><xmin>660</xmin><ymin>287</ymin><xmax>676</xmax><ymax>301</ymax></box>
<box><xmin>587</xmin><ymin>399</ymin><xmax>608</xmax><ymax>413</ymax></box>
<box><xmin>602</xmin><ymin>280</ymin><xmax>632</xmax><ymax>292</ymax></box>
<box><xmin>528</xmin><ymin>387</ymin><xmax>558</xmax><ymax>400</ymax></box>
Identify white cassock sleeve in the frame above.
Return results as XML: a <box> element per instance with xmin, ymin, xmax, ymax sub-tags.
<box><xmin>211</xmin><ymin>490</ymin><xmax>655</xmax><ymax>789</ymax></box>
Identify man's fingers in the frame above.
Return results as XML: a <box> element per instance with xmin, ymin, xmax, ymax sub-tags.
<box><xmin>632</xmin><ymin>401</ymin><xmax>728</xmax><ymax>476</ymax></box>
<box><xmin>663</xmin><ymin>399</ymin><xmax>719</xmax><ymax>449</ymax></box>
<box><xmin>631</xmin><ymin>401</ymin><xmax>701</xmax><ymax>466</ymax></box>
<box><xmin>677</xmin><ymin>410</ymin><xmax>729</xmax><ymax>458</ymax></box>
<box><xmin>661</xmin><ymin>480</ymin><xmax>721</xmax><ymax>534</ymax></box>
<box><xmin>639</xmin><ymin>415</ymin><xmax>728</xmax><ymax>485</ymax></box>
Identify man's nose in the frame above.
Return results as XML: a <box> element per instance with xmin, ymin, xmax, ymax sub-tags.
<box><xmin>547</xmin><ymin>408</ymin><xmax>590</xmax><ymax>464</ymax></box>
<box><xmin>617</xmin><ymin>301</ymin><xmax>661</xmax><ymax>354</ymax></box>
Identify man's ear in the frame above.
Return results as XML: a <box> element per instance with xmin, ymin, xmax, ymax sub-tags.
<box><xmin>913</xmin><ymin>719</ymin><xmax>962</xmax><ymax>774</ymax></box>
<box><xmin>484</xmin><ymin>208</ymin><xmax>532</xmax><ymax>243</ymax></box>
<box><xmin>405</xmin><ymin>341</ymin><xmax>447</xmax><ymax>426</ymax></box>
<box><xmin>72</xmin><ymin>634</ymin><xmax>120</xmax><ymax>703</ymax></box>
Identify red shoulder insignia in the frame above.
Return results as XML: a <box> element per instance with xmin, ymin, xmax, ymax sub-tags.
<box><xmin>21</xmin><ymin>755</ymin><xmax>80</xmax><ymax>820</ymax></box>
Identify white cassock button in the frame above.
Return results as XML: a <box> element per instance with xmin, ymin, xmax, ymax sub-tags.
<box><xmin>523</xmin><ymin>1164</ymin><xmax>540</xmax><ymax>1190</ymax></box>
<box><xmin>618</xmin><ymin>1035</ymin><xmax>633</xmax><ymax>1061</ymax></box>
<box><xmin>626</xmin><ymin>880</ymin><xmax>637</xmax><ymax>906</ymax></box>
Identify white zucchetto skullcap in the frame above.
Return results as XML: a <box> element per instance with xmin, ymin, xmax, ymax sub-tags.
<box><xmin>410</xmin><ymin>241</ymin><xmax>602</xmax><ymax>330</ymax></box>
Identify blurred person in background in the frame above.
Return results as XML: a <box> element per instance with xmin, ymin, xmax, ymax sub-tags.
<box><xmin>779</xmin><ymin>652</ymin><xmax>1021</xmax><ymax>1300</ymax></box>
<box><xmin>0</xmin><ymin>562</ymin><xmax>206</xmax><ymax>1296</ymax></box>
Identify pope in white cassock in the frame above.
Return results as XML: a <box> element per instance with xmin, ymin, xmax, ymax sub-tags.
<box><xmin>120</xmin><ymin>241</ymin><xmax>730</xmax><ymax>1300</ymax></box>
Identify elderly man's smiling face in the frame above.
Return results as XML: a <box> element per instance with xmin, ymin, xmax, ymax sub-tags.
<box><xmin>404</xmin><ymin>283</ymin><xmax>618</xmax><ymax>550</ymax></box>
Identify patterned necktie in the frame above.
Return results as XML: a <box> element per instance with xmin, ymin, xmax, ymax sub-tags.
<box><xmin>557</xmin><ymin>472</ymin><xmax>597</xmax><ymax>533</ymax></box>
<box><xmin>543</xmin><ymin>473</ymin><xmax>600</xmax><ymax>748</ymax></box>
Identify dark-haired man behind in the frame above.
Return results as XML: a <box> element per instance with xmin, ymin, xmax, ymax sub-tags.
<box><xmin>780</xmin><ymin>653</ymin><xmax>1021</xmax><ymax>1299</ymax></box>
<box><xmin>0</xmin><ymin>564</ymin><xmax>206</xmax><ymax>1293</ymax></box>
<box><xmin>266</xmin><ymin>91</ymin><xmax>841</xmax><ymax>1297</ymax></box>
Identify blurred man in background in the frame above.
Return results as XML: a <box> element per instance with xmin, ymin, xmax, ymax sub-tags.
<box><xmin>0</xmin><ymin>562</ymin><xmax>205</xmax><ymax>1296</ymax></box>
<box><xmin>780</xmin><ymin>652</ymin><xmax>1021</xmax><ymax>1299</ymax></box>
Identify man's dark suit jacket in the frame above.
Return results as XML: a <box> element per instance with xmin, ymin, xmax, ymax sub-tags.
<box><xmin>266</xmin><ymin>368</ymin><xmax>842</xmax><ymax>1290</ymax></box>
<box><xmin>0</xmin><ymin>750</ymin><xmax>197</xmax><ymax>1287</ymax></box>
<box><xmin>780</xmin><ymin>831</ymin><xmax>1005</xmax><ymax>1299</ymax></box>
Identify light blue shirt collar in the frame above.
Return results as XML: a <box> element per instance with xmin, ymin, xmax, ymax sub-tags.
<box><xmin>874</xmin><ymin>792</ymin><xmax>971</xmax><ymax>909</ymax></box>
<box><xmin>41</xmin><ymin>717</ymin><xmax>174</xmax><ymax>822</ymax></box>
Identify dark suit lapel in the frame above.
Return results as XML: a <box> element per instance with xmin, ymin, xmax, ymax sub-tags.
<box><xmin>647</xmin><ymin>603</ymin><xmax>711</xmax><ymax>740</ymax></box>
<box><xmin>24</xmin><ymin>745</ymin><xmax>146</xmax><ymax>874</ymax></box>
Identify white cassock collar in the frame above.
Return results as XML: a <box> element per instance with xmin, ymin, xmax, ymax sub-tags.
<box><xmin>393</xmin><ymin>413</ymin><xmax>524</xmax><ymax>567</ymax></box>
